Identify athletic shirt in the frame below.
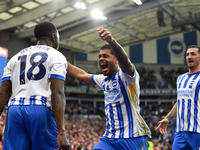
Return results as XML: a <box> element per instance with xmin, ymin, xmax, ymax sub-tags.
<box><xmin>91</xmin><ymin>66</ymin><xmax>151</xmax><ymax>138</ymax></box>
<box><xmin>176</xmin><ymin>71</ymin><xmax>200</xmax><ymax>133</ymax></box>
<box><xmin>1</xmin><ymin>45</ymin><xmax>67</xmax><ymax>109</ymax></box>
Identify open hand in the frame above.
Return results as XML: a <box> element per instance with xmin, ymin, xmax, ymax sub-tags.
<box><xmin>155</xmin><ymin>118</ymin><xmax>169</xmax><ymax>134</ymax></box>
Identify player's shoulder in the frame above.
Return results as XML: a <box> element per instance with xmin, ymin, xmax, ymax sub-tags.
<box><xmin>179</xmin><ymin>72</ymin><xmax>188</xmax><ymax>77</ymax></box>
<box><xmin>177</xmin><ymin>72</ymin><xmax>188</xmax><ymax>81</ymax></box>
<box><xmin>41</xmin><ymin>46</ymin><xmax>64</xmax><ymax>57</ymax></box>
<box><xmin>92</xmin><ymin>74</ymin><xmax>107</xmax><ymax>88</ymax></box>
<box><xmin>9</xmin><ymin>46</ymin><xmax>30</xmax><ymax>62</ymax></box>
<box><xmin>92</xmin><ymin>74</ymin><xmax>105</xmax><ymax>81</ymax></box>
<box><xmin>43</xmin><ymin>47</ymin><xmax>67</xmax><ymax>63</ymax></box>
<box><xmin>93</xmin><ymin>74</ymin><xmax>104</xmax><ymax>78</ymax></box>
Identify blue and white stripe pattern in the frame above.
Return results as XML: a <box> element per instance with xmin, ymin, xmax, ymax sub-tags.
<box><xmin>176</xmin><ymin>71</ymin><xmax>200</xmax><ymax>133</ymax></box>
<box><xmin>92</xmin><ymin>68</ymin><xmax>151</xmax><ymax>138</ymax></box>
<box><xmin>8</xmin><ymin>96</ymin><xmax>50</xmax><ymax>107</ymax></box>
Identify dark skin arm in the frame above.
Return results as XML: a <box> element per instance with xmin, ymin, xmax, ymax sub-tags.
<box><xmin>67</xmin><ymin>63</ymin><xmax>94</xmax><ymax>86</ymax></box>
<box><xmin>97</xmin><ymin>27</ymin><xmax>134</xmax><ymax>76</ymax></box>
<box><xmin>67</xmin><ymin>27</ymin><xmax>134</xmax><ymax>83</ymax></box>
<box><xmin>50</xmin><ymin>78</ymin><xmax>69</xmax><ymax>150</ymax></box>
<box><xmin>0</xmin><ymin>81</ymin><xmax>12</xmax><ymax>114</ymax></box>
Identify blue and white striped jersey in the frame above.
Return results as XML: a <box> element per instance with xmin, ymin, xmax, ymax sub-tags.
<box><xmin>92</xmin><ymin>66</ymin><xmax>151</xmax><ymax>138</ymax></box>
<box><xmin>176</xmin><ymin>71</ymin><xmax>200</xmax><ymax>133</ymax></box>
<box><xmin>1</xmin><ymin>45</ymin><xmax>67</xmax><ymax>109</ymax></box>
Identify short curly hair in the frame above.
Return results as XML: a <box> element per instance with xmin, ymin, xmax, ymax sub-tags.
<box><xmin>100</xmin><ymin>44</ymin><xmax>114</xmax><ymax>55</ymax></box>
<box><xmin>34</xmin><ymin>21</ymin><xmax>57</xmax><ymax>39</ymax></box>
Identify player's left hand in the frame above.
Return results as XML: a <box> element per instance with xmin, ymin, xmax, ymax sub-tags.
<box><xmin>57</xmin><ymin>131</ymin><xmax>70</xmax><ymax>150</ymax></box>
<box><xmin>97</xmin><ymin>27</ymin><xmax>113</xmax><ymax>43</ymax></box>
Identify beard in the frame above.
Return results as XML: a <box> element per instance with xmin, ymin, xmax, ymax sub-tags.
<box><xmin>102</xmin><ymin>70</ymin><xmax>111</xmax><ymax>76</ymax></box>
<box><xmin>187</xmin><ymin>62</ymin><xmax>198</xmax><ymax>70</ymax></box>
<box><xmin>188</xmin><ymin>65</ymin><xmax>194</xmax><ymax>70</ymax></box>
<box><xmin>101</xmin><ymin>67</ymin><xmax>115</xmax><ymax>77</ymax></box>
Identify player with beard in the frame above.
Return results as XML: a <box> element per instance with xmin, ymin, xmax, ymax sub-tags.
<box><xmin>156</xmin><ymin>45</ymin><xmax>200</xmax><ymax>150</ymax></box>
<box><xmin>67</xmin><ymin>27</ymin><xmax>151</xmax><ymax>150</ymax></box>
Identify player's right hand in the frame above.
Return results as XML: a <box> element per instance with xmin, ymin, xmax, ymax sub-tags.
<box><xmin>97</xmin><ymin>27</ymin><xmax>113</xmax><ymax>43</ymax></box>
<box><xmin>155</xmin><ymin>118</ymin><xmax>169</xmax><ymax>134</ymax></box>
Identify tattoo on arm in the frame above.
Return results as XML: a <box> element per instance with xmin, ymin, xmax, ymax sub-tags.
<box><xmin>165</xmin><ymin>102</ymin><xmax>177</xmax><ymax>121</ymax></box>
<box><xmin>108</xmin><ymin>39</ymin><xmax>134</xmax><ymax>76</ymax></box>
<box><xmin>109</xmin><ymin>39</ymin><xmax>129</xmax><ymax>65</ymax></box>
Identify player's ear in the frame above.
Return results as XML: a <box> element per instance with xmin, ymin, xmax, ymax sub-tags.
<box><xmin>51</xmin><ymin>33</ymin><xmax>56</xmax><ymax>42</ymax></box>
<box><xmin>114</xmin><ymin>57</ymin><xmax>118</xmax><ymax>64</ymax></box>
<box><xmin>51</xmin><ymin>32</ymin><xmax>59</xmax><ymax>50</ymax></box>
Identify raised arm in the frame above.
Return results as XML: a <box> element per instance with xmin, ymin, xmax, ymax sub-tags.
<box><xmin>67</xmin><ymin>62</ymin><xmax>94</xmax><ymax>86</ymax></box>
<box><xmin>97</xmin><ymin>27</ymin><xmax>134</xmax><ymax>76</ymax></box>
<box><xmin>155</xmin><ymin>102</ymin><xmax>177</xmax><ymax>134</ymax></box>
<box><xmin>50</xmin><ymin>78</ymin><xmax>69</xmax><ymax>150</ymax></box>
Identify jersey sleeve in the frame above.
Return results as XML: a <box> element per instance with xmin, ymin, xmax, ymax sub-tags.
<box><xmin>120</xmin><ymin>64</ymin><xmax>139</xmax><ymax>84</ymax></box>
<box><xmin>91</xmin><ymin>74</ymin><xmax>105</xmax><ymax>91</ymax></box>
<box><xmin>50</xmin><ymin>51</ymin><xmax>67</xmax><ymax>81</ymax></box>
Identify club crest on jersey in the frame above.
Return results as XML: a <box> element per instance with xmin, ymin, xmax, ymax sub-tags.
<box><xmin>102</xmin><ymin>78</ymin><xmax>121</xmax><ymax>101</ymax></box>
<box><xmin>102</xmin><ymin>78</ymin><xmax>118</xmax><ymax>91</ymax></box>
<box><xmin>189</xmin><ymin>80</ymin><xmax>195</xmax><ymax>88</ymax></box>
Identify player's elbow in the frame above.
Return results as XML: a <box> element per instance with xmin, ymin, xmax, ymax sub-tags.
<box><xmin>51</xmin><ymin>90</ymin><xmax>65</xmax><ymax>100</ymax></box>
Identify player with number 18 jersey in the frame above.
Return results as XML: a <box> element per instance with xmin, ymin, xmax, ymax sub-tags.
<box><xmin>2</xmin><ymin>45</ymin><xmax>67</xmax><ymax>108</ymax></box>
<box><xmin>1</xmin><ymin>45</ymin><xmax>67</xmax><ymax>149</ymax></box>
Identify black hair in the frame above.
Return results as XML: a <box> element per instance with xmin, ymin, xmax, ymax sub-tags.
<box><xmin>34</xmin><ymin>21</ymin><xmax>57</xmax><ymax>39</ymax></box>
<box><xmin>100</xmin><ymin>44</ymin><xmax>114</xmax><ymax>55</ymax></box>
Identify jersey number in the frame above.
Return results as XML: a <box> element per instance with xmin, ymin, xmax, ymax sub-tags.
<box><xmin>18</xmin><ymin>52</ymin><xmax>48</xmax><ymax>85</ymax></box>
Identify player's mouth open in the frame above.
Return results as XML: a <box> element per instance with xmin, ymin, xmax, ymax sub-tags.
<box><xmin>100</xmin><ymin>63</ymin><xmax>108</xmax><ymax>72</ymax></box>
<box><xmin>188</xmin><ymin>60</ymin><xmax>193</xmax><ymax>64</ymax></box>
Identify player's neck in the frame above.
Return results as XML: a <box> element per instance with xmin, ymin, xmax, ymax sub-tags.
<box><xmin>189</xmin><ymin>65</ymin><xmax>200</xmax><ymax>74</ymax></box>
<box><xmin>37</xmin><ymin>38</ymin><xmax>53</xmax><ymax>48</ymax></box>
<box><xmin>106</xmin><ymin>69</ymin><xmax>119</xmax><ymax>79</ymax></box>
